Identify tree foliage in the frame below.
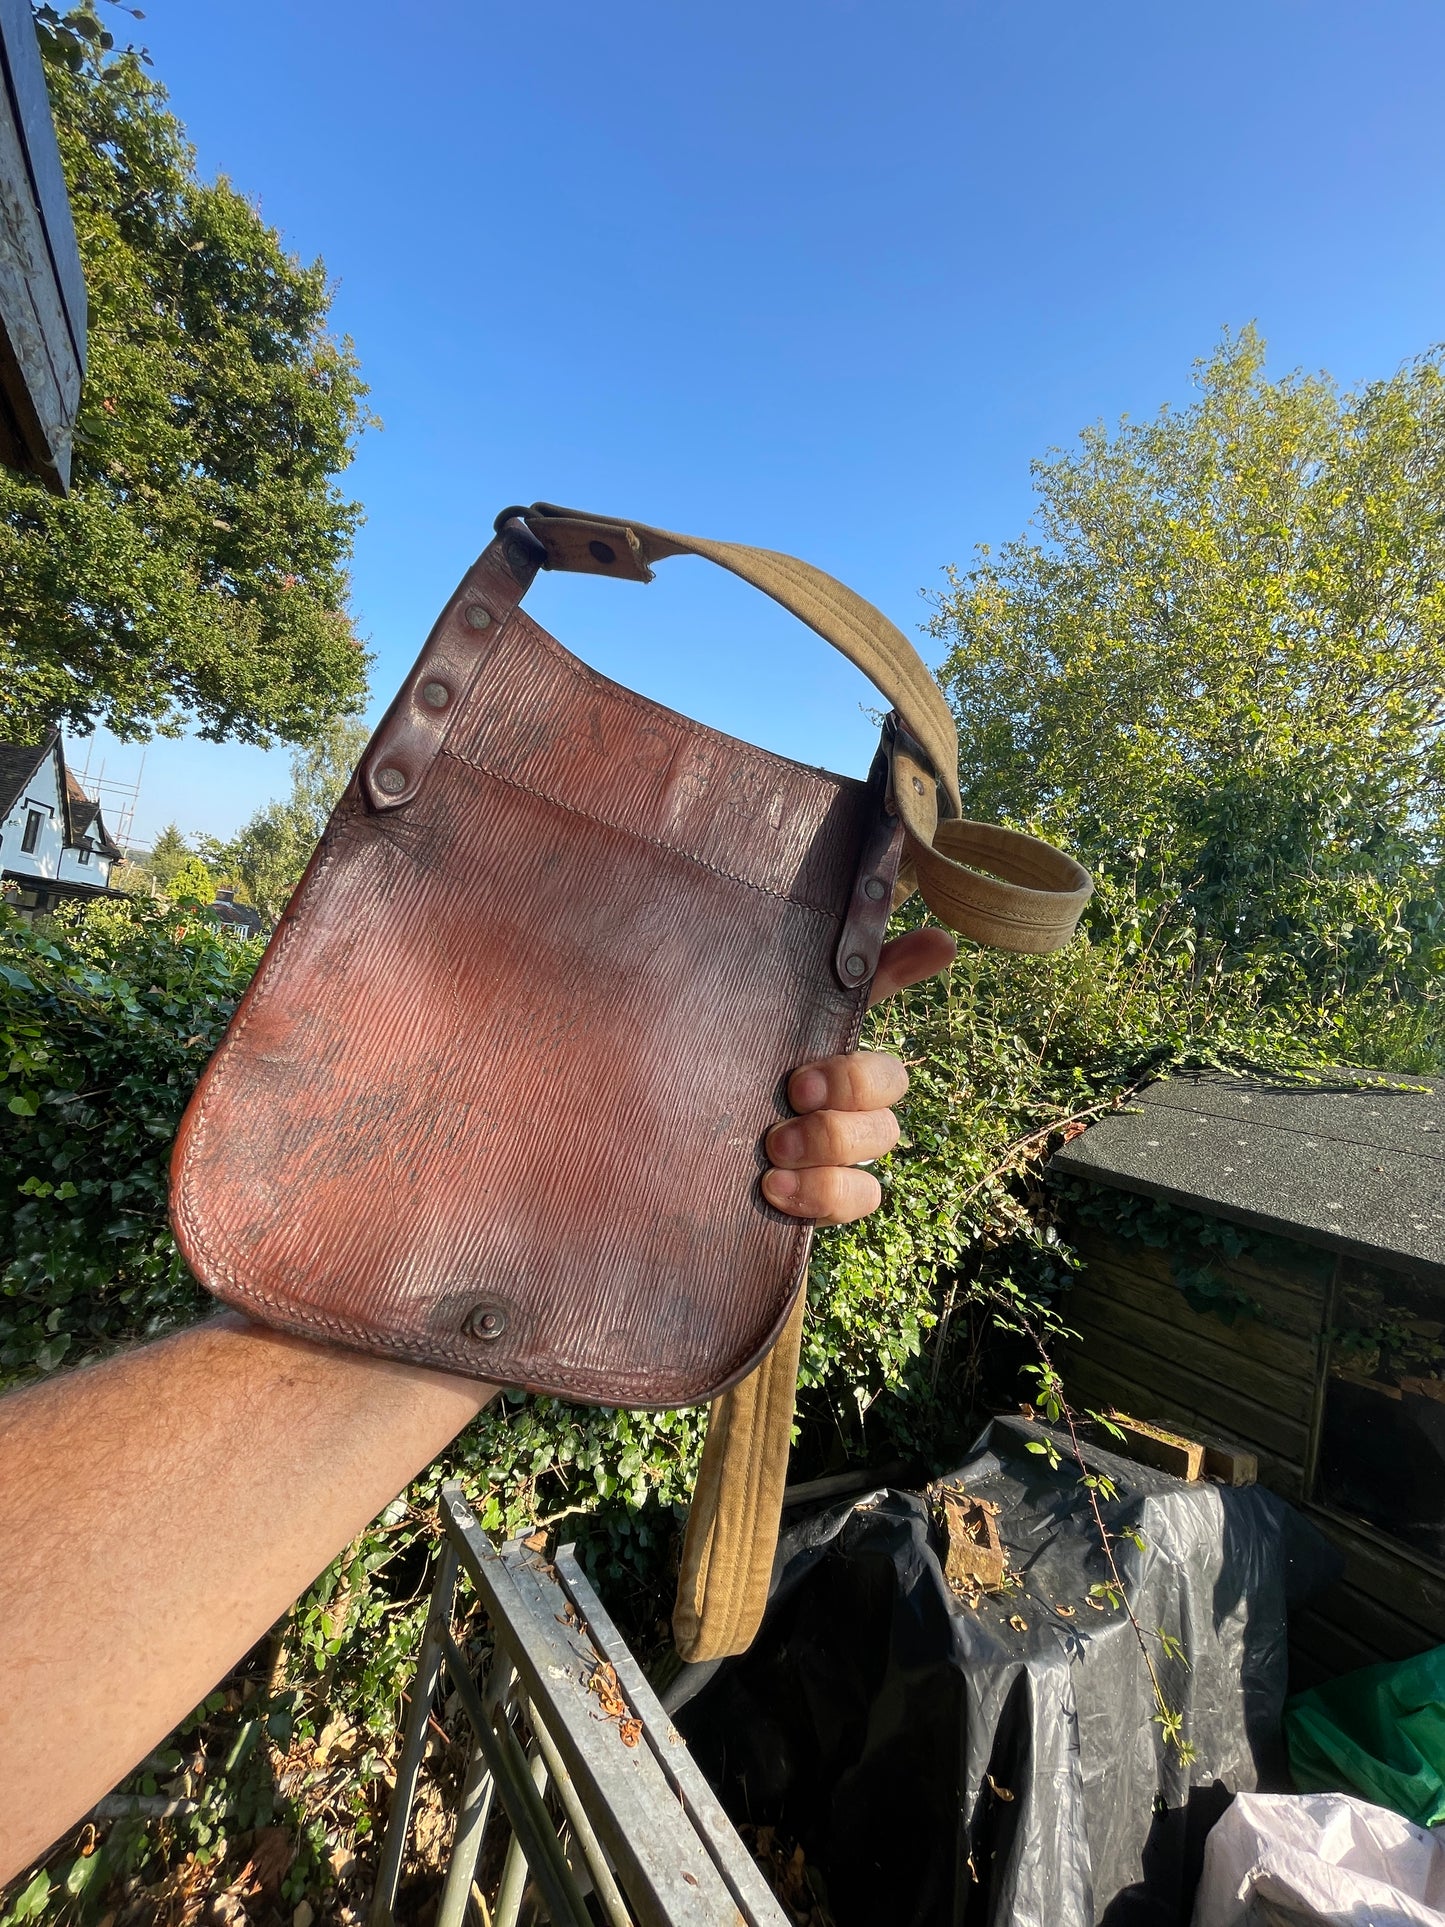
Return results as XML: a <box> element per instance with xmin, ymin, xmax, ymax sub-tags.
<box><xmin>0</xmin><ymin>14</ymin><xmax>373</xmax><ymax>746</ymax></box>
<box><xmin>930</xmin><ymin>327</ymin><xmax>1445</xmax><ymax>996</ymax></box>
<box><xmin>136</xmin><ymin>822</ymin><xmax>189</xmax><ymax>887</ymax></box>
<box><xmin>30</xmin><ymin>3</ymin><xmax>147</xmax><ymax>73</ymax></box>
<box><xmin>207</xmin><ymin>716</ymin><xmax>372</xmax><ymax>920</ymax></box>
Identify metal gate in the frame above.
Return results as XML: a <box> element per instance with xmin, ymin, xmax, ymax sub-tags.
<box><xmin>369</xmin><ymin>1481</ymin><xmax>785</xmax><ymax>1927</ymax></box>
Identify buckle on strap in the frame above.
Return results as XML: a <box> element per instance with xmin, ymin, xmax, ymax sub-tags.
<box><xmin>499</xmin><ymin>505</ymin><xmax>655</xmax><ymax>584</ymax></box>
<box><xmin>882</xmin><ymin>713</ymin><xmax>956</xmax><ymax>828</ymax></box>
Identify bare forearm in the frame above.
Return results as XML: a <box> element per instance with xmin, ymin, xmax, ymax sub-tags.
<box><xmin>0</xmin><ymin>1315</ymin><xmax>494</xmax><ymax>1881</ymax></box>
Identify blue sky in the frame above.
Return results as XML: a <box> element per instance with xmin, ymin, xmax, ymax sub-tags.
<box><xmin>81</xmin><ymin>0</ymin><xmax>1445</xmax><ymax>850</ymax></box>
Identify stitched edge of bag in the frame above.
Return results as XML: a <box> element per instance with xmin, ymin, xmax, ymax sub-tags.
<box><xmin>175</xmin><ymin>1190</ymin><xmax>822</xmax><ymax>1407</ymax></box>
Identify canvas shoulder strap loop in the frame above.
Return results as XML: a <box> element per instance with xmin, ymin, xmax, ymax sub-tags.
<box><xmin>510</xmin><ymin>504</ymin><xmax>1093</xmax><ymax>957</ymax></box>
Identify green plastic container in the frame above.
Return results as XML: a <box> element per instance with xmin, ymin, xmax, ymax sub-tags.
<box><xmin>1286</xmin><ymin>1644</ymin><xmax>1445</xmax><ymax>1828</ymax></box>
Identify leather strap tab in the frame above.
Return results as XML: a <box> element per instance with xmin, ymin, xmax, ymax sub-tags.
<box><xmin>362</xmin><ymin>536</ymin><xmax>532</xmax><ymax>813</ymax></box>
<box><xmin>515</xmin><ymin>503</ymin><xmax>1093</xmax><ymax>956</ymax></box>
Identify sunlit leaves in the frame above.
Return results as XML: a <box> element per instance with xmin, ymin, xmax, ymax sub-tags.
<box><xmin>930</xmin><ymin>325</ymin><xmax>1445</xmax><ymax>1009</ymax></box>
<box><xmin>0</xmin><ymin>32</ymin><xmax>372</xmax><ymax>745</ymax></box>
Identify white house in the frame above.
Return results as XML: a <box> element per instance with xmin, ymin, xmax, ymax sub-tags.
<box><xmin>0</xmin><ymin>731</ymin><xmax>123</xmax><ymax>913</ymax></box>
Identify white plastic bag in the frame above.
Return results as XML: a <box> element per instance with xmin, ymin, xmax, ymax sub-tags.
<box><xmin>1193</xmin><ymin>1790</ymin><xmax>1445</xmax><ymax>1927</ymax></box>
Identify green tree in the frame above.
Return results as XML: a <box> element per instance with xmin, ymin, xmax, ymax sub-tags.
<box><xmin>210</xmin><ymin>716</ymin><xmax>371</xmax><ymax>920</ymax></box>
<box><xmin>0</xmin><ymin>13</ymin><xmax>373</xmax><ymax>746</ymax></box>
<box><xmin>929</xmin><ymin>327</ymin><xmax>1445</xmax><ymax>995</ymax></box>
<box><xmin>139</xmin><ymin>822</ymin><xmax>190</xmax><ymax>889</ymax></box>
<box><xmin>164</xmin><ymin>855</ymin><xmax>215</xmax><ymax>905</ymax></box>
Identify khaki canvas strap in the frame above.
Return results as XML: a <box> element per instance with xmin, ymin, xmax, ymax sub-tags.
<box><xmin>512</xmin><ymin>505</ymin><xmax>1093</xmax><ymax>956</ymax></box>
<box><xmin>506</xmin><ymin>504</ymin><xmax>1093</xmax><ymax>1663</ymax></box>
<box><xmin>670</xmin><ymin>1286</ymin><xmax>807</xmax><ymax>1663</ymax></box>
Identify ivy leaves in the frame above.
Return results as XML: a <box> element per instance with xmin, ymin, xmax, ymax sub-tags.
<box><xmin>0</xmin><ymin>899</ymin><xmax>259</xmax><ymax>1384</ymax></box>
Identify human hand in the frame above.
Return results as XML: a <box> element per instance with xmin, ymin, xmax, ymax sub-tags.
<box><xmin>761</xmin><ymin>926</ymin><xmax>956</xmax><ymax>1226</ymax></box>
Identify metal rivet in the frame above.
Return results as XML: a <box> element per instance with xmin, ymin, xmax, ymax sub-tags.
<box><xmin>464</xmin><ymin>1304</ymin><xmax>507</xmax><ymax>1341</ymax></box>
<box><xmin>912</xmin><ymin>775</ymin><xmax>926</xmax><ymax>795</ymax></box>
<box><xmin>864</xmin><ymin>877</ymin><xmax>887</xmax><ymax>902</ymax></box>
<box><xmin>588</xmin><ymin>539</ymin><xmax>616</xmax><ymax>566</ymax></box>
<box><xmin>375</xmin><ymin>766</ymin><xmax>406</xmax><ymax>796</ymax></box>
<box><xmin>844</xmin><ymin>953</ymin><xmax>868</xmax><ymax>979</ymax></box>
<box><xmin>464</xmin><ymin>603</ymin><xmax>492</xmax><ymax>631</ymax></box>
<box><xmin>503</xmin><ymin>536</ymin><xmax>534</xmax><ymax>577</ymax></box>
<box><xmin>422</xmin><ymin>679</ymin><xmax>450</xmax><ymax>710</ymax></box>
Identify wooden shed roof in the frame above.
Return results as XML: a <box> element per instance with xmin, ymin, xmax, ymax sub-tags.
<box><xmin>1051</xmin><ymin>1071</ymin><xmax>1445</xmax><ymax>1285</ymax></box>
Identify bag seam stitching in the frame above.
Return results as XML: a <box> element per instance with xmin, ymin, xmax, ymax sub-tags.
<box><xmin>439</xmin><ymin>743</ymin><xmax>844</xmax><ymax>920</ymax></box>
<box><xmin>174</xmin><ymin>1204</ymin><xmax>815</xmax><ymax>1401</ymax></box>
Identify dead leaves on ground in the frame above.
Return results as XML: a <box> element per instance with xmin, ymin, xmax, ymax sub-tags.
<box><xmin>585</xmin><ymin>1658</ymin><xmax>642</xmax><ymax>1747</ymax></box>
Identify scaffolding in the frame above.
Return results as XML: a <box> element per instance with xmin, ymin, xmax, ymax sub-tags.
<box><xmin>72</xmin><ymin>740</ymin><xmax>146</xmax><ymax>853</ymax></box>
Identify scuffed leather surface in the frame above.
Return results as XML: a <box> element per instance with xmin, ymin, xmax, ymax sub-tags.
<box><xmin>172</xmin><ymin>588</ymin><xmax>894</xmax><ymax>1407</ymax></box>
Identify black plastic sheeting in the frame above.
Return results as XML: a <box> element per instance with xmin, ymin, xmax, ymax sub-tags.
<box><xmin>668</xmin><ymin>1417</ymin><xmax>1341</xmax><ymax>1927</ymax></box>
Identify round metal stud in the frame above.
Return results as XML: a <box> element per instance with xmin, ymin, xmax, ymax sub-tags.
<box><xmin>863</xmin><ymin>877</ymin><xmax>887</xmax><ymax>902</ymax></box>
<box><xmin>912</xmin><ymin>775</ymin><xmax>927</xmax><ymax>795</ymax></box>
<box><xmin>464</xmin><ymin>1304</ymin><xmax>507</xmax><ymax>1341</ymax></box>
<box><xmin>464</xmin><ymin>602</ymin><xmax>493</xmax><ymax>631</ymax></box>
<box><xmin>588</xmin><ymin>540</ymin><xmax>617</xmax><ymax>565</ymax></box>
<box><xmin>421</xmin><ymin>679</ymin><xmax>450</xmax><ymax>710</ymax></box>
<box><xmin>375</xmin><ymin>766</ymin><xmax>407</xmax><ymax>796</ymax></box>
<box><xmin>844</xmin><ymin>953</ymin><xmax>868</xmax><ymax>980</ymax></box>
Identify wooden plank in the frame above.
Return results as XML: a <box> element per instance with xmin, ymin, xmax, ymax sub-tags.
<box><xmin>1305</xmin><ymin>1506</ymin><xmax>1445</xmax><ymax>1640</ymax></box>
<box><xmin>1224</xmin><ymin>1242</ymin><xmax>1340</xmax><ymax>1304</ymax></box>
<box><xmin>550</xmin><ymin>1547</ymin><xmax>790</xmax><ymax>1927</ymax></box>
<box><xmin>1200</xmin><ymin>1438</ymin><xmax>1258</xmax><ymax>1487</ymax></box>
<box><xmin>1065</xmin><ymin>1281</ymin><xmax>1316</xmax><ymax>1422</ymax></box>
<box><xmin>1068</xmin><ymin>1251</ymin><xmax>1320</xmax><ymax>1379</ymax></box>
<box><xmin>1060</xmin><ymin>1344</ymin><xmax>1307</xmax><ymax>1480</ymax></box>
<box><xmin>0</xmin><ymin>0</ymin><xmax>83</xmax><ymax>489</ymax></box>
<box><xmin>1287</xmin><ymin>1607</ymin><xmax>1383</xmax><ymax>1684</ymax></box>
<box><xmin>0</xmin><ymin>79</ymin><xmax>69</xmax><ymax>478</ymax></box>
<box><xmin>1103</xmin><ymin>1413</ymin><xmax>1204</xmax><ymax>1480</ymax></box>
<box><xmin>1295</xmin><ymin>1583</ymin><xmax>1440</xmax><ymax>1667</ymax></box>
<box><xmin>1059</xmin><ymin>1352</ymin><xmax>1306</xmax><ymax>1499</ymax></box>
<box><xmin>1068</xmin><ymin>1225</ymin><xmax>1331</xmax><ymax>1328</ymax></box>
<box><xmin>941</xmin><ymin>1492</ymin><xmax>1007</xmax><ymax>1589</ymax></box>
<box><xmin>442</xmin><ymin>1492</ymin><xmax>782</xmax><ymax>1926</ymax></box>
<box><xmin>0</xmin><ymin>0</ymin><xmax>85</xmax><ymax>345</ymax></box>
<box><xmin>1287</xmin><ymin>1647</ymin><xmax>1332</xmax><ymax>1695</ymax></box>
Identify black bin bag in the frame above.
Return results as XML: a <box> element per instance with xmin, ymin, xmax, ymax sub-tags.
<box><xmin>668</xmin><ymin>1417</ymin><xmax>1340</xmax><ymax>1927</ymax></box>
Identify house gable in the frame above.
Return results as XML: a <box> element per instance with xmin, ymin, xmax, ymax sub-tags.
<box><xmin>58</xmin><ymin>766</ymin><xmax>120</xmax><ymax>886</ymax></box>
<box><xmin>0</xmin><ymin>733</ymin><xmax>67</xmax><ymax>882</ymax></box>
<box><xmin>2</xmin><ymin>732</ymin><xmax>121</xmax><ymax>903</ymax></box>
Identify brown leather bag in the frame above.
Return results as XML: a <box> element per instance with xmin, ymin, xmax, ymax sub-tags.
<box><xmin>171</xmin><ymin>506</ymin><xmax>1091</xmax><ymax>1650</ymax></box>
